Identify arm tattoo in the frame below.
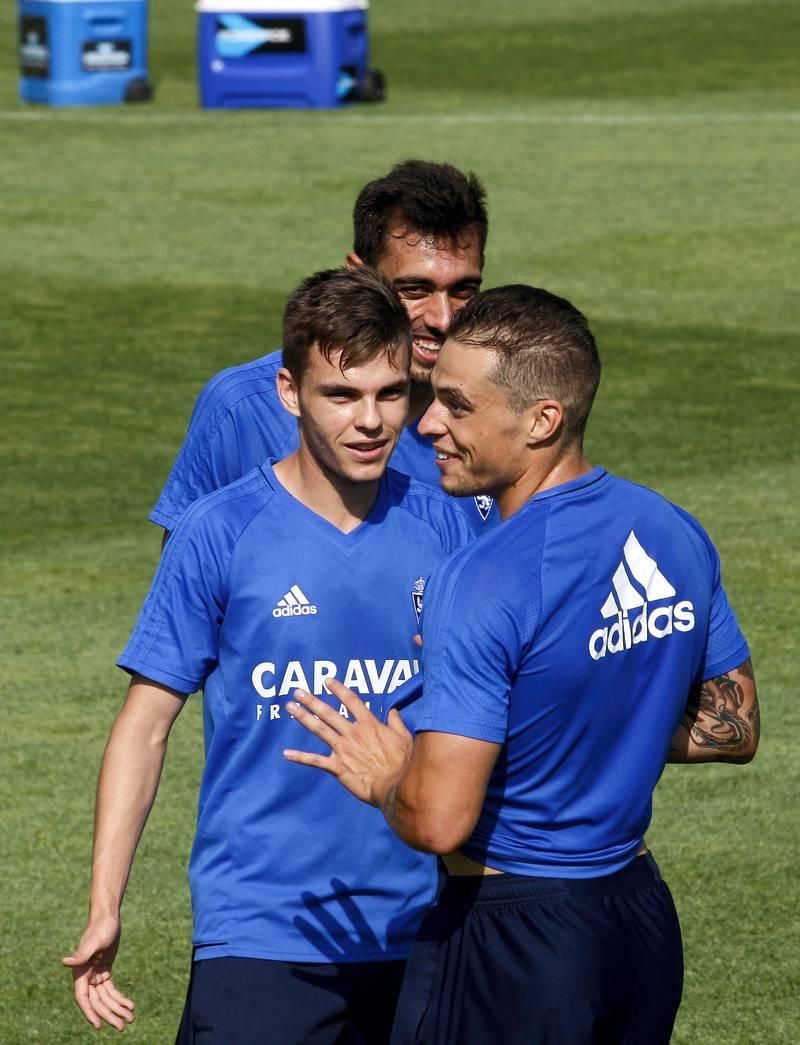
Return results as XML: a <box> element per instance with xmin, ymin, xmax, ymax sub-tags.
<box><xmin>736</xmin><ymin>659</ymin><xmax>755</xmax><ymax>681</ymax></box>
<box><xmin>681</xmin><ymin>659</ymin><xmax>759</xmax><ymax>754</ymax></box>
<box><xmin>381</xmin><ymin>783</ymin><xmax>400</xmax><ymax>828</ymax></box>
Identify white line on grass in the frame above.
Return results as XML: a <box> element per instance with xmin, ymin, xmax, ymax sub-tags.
<box><xmin>1</xmin><ymin>109</ymin><xmax>799</xmax><ymax>127</ymax></box>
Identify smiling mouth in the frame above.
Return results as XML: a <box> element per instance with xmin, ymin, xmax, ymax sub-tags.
<box><xmin>412</xmin><ymin>338</ymin><xmax>443</xmax><ymax>364</ymax></box>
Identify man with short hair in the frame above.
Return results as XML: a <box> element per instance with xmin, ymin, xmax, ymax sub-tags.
<box><xmin>151</xmin><ymin>160</ymin><xmax>499</xmax><ymax>536</ymax></box>
<box><xmin>63</xmin><ymin>267</ymin><xmax>473</xmax><ymax>1043</ymax></box>
<box><xmin>285</xmin><ymin>285</ymin><xmax>760</xmax><ymax>1045</ymax></box>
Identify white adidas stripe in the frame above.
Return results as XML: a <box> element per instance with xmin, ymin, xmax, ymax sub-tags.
<box><xmin>276</xmin><ymin>585</ymin><xmax>311</xmax><ymax>610</ymax></box>
<box><xmin>611</xmin><ymin>561</ymin><xmax>646</xmax><ymax>613</ymax></box>
<box><xmin>600</xmin><ymin>531</ymin><xmax>676</xmax><ymax>618</ymax></box>
<box><xmin>622</xmin><ymin>531</ymin><xmax>676</xmax><ymax>601</ymax></box>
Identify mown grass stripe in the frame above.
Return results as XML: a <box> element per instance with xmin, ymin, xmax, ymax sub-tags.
<box><xmin>1</xmin><ymin>108</ymin><xmax>799</xmax><ymax>126</ymax></box>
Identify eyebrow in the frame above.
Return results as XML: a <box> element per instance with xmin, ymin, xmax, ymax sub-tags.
<box><xmin>317</xmin><ymin>379</ymin><xmax>409</xmax><ymax>396</ymax></box>
<box><xmin>391</xmin><ymin>276</ymin><xmax>483</xmax><ymax>291</ymax></box>
<box><xmin>380</xmin><ymin>379</ymin><xmax>412</xmax><ymax>394</ymax></box>
<box><xmin>437</xmin><ymin>386</ymin><xmax>474</xmax><ymax>410</ymax></box>
<box><xmin>318</xmin><ymin>381</ymin><xmax>358</xmax><ymax>395</ymax></box>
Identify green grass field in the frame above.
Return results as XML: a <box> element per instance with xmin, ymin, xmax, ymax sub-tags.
<box><xmin>1</xmin><ymin>0</ymin><xmax>798</xmax><ymax>1040</ymax></box>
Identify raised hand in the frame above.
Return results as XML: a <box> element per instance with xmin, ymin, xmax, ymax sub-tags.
<box><xmin>283</xmin><ymin>678</ymin><xmax>412</xmax><ymax>807</ymax></box>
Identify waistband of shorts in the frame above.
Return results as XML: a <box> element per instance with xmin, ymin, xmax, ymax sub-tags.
<box><xmin>437</xmin><ymin>852</ymin><xmax>663</xmax><ymax>905</ymax></box>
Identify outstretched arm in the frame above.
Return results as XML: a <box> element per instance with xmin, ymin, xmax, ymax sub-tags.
<box><xmin>284</xmin><ymin>680</ymin><xmax>500</xmax><ymax>854</ymax></box>
<box><xmin>63</xmin><ymin>677</ymin><xmax>186</xmax><ymax>1031</ymax></box>
<box><xmin>379</xmin><ymin>728</ymin><xmax>500</xmax><ymax>854</ymax></box>
<box><xmin>668</xmin><ymin>658</ymin><xmax>760</xmax><ymax>764</ymax></box>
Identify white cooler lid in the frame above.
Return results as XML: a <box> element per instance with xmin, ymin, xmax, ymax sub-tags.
<box><xmin>196</xmin><ymin>0</ymin><xmax>367</xmax><ymax>11</ymax></box>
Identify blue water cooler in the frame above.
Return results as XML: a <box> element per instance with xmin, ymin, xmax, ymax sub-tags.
<box><xmin>196</xmin><ymin>0</ymin><xmax>385</xmax><ymax>109</ymax></box>
<box><xmin>18</xmin><ymin>0</ymin><xmax>152</xmax><ymax>105</ymax></box>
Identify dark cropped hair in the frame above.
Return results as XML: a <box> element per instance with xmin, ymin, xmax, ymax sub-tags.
<box><xmin>353</xmin><ymin>160</ymin><xmax>488</xmax><ymax>266</ymax></box>
<box><xmin>447</xmin><ymin>285</ymin><xmax>602</xmax><ymax>444</ymax></box>
<box><xmin>282</xmin><ymin>266</ymin><xmax>412</xmax><ymax>382</ymax></box>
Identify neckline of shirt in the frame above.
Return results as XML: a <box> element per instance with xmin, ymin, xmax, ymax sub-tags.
<box><xmin>259</xmin><ymin>457</ymin><xmax>391</xmax><ymax>550</ymax></box>
<box><xmin>521</xmin><ymin>465</ymin><xmax>609</xmax><ymax>510</ymax></box>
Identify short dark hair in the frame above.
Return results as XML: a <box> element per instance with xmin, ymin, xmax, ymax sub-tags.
<box><xmin>353</xmin><ymin>160</ymin><xmax>488</xmax><ymax>266</ymax></box>
<box><xmin>447</xmin><ymin>285</ymin><xmax>602</xmax><ymax>443</ymax></box>
<box><xmin>282</xmin><ymin>266</ymin><xmax>412</xmax><ymax>383</ymax></box>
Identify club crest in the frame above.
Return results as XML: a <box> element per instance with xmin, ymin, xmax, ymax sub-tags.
<box><xmin>411</xmin><ymin>576</ymin><xmax>425</xmax><ymax>626</ymax></box>
<box><xmin>474</xmin><ymin>495</ymin><xmax>494</xmax><ymax>521</ymax></box>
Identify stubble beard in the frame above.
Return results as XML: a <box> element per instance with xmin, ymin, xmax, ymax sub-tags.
<box><xmin>409</xmin><ymin>362</ymin><xmax>433</xmax><ymax>387</ymax></box>
<box><xmin>442</xmin><ymin>474</ymin><xmax>480</xmax><ymax>498</ymax></box>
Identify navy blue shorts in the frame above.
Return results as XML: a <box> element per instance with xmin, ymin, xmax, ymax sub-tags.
<box><xmin>175</xmin><ymin>955</ymin><xmax>406</xmax><ymax>1045</ymax></box>
<box><xmin>390</xmin><ymin>853</ymin><xmax>683</xmax><ymax>1045</ymax></box>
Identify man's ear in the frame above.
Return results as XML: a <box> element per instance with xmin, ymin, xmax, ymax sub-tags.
<box><xmin>345</xmin><ymin>252</ymin><xmax>364</xmax><ymax>270</ymax></box>
<box><xmin>277</xmin><ymin>367</ymin><xmax>301</xmax><ymax>418</ymax></box>
<box><xmin>528</xmin><ymin>400</ymin><xmax>564</xmax><ymax>446</ymax></box>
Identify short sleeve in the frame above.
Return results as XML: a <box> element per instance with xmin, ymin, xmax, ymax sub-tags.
<box><xmin>697</xmin><ymin>540</ymin><xmax>750</xmax><ymax>680</ymax></box>
<box><xmin>414</xmin><ymin>551</ymin><xmax>529</xmax><ymax>743</ymax></box>
<box><xmin>149</xmin><ymin>378</ymin><xmax>238</xmax><ymax>530</ymax></box>
<box><xmin>149</xmin><ymin>354</ymin><xmax>293</xmax><ymax>531</ymax></box>
<box><xmin>119</xmin><ymin>503</ymin><xmax>230</xmax><ymax>693</ymax></box>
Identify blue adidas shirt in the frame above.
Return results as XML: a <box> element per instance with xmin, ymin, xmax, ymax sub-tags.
<box><xmin>410</xmin><ymin>467</ymin><xmax>749</xmax><ymax>878</ymax></box>
<box><xmin>150</xmin><ymin>350</ymin><xmax>499</xmax><ymax>535</ymax></box>
<box><xmin>120</xmin><ymin>462</ymin><xmax>473</xmax><ymax>962</ymax></box>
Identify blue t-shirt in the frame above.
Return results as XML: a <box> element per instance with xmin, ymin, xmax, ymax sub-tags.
<box><xmin>150</xmin><ymin>350</ymin><xmax>499</xmax><ymax>535</ymax></box>
<box><xmin>411</xmin><ymin>467</ymin><xmax>749</xmax><ymax>878</ymax></box>
<box><xmin>120</xmin><ymin>462</ymin><xmax>473</xmax><ymax>962</ymax></box>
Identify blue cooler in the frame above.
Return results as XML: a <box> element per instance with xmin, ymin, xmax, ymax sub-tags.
<box><xmin>18</xmin><ymin>0</ymin><xmax>152</xmax><ymax>106</ymax></box>
<box><xmin>196</xmin><ymin>0</ymin><xmax>384</xmax><ymax>109</ymax></box>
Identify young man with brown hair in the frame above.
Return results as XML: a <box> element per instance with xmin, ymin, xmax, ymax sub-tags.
<box><xmin>64</xmin><ymin>268</ymin><xmax>473</xmax><ymax>1044</ymax></box>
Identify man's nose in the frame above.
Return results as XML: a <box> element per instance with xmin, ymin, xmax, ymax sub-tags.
<box><xmin>418</xmin><ymin>400</ymin><xmax>446</xmax><ymax>438</ymax></box>
<box><xmin>355</xmin><ymin>397</ymin><xmax>381</xmax><ymax>430</ymax></box>
<box><xmin>422</xmin><ymin>292</ymin><xmax>454</xmax><ymax>335</ymax></box>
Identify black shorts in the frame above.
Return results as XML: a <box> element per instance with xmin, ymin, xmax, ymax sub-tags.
<box><xmin>390</xmin><ymin>853</ymin><xmax>683</xmax><ymax>1045</ymax></box>
<box><xmin>175</xmin><ymin>955</ymin><xmax>406</xmax><ymax>1045</ymax></box>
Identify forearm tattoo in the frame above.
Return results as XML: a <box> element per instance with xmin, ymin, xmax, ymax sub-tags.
<box><xmin>681</xmin><ymin>659</ymin><xmax>759</xmax><ymax>754</ymax></box>
<box><xmin>381</xmin><ymin>783</ymin><xmax>400</xmax><ymax>828</ymax></box>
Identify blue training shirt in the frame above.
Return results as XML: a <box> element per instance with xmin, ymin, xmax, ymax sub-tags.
<box><xmin>120</xmin><ymin>462</ymin><xmax>473</xmax><ymax>962</ymax></box>
<box><xmin>411</xmin><ymin>467</ymin><xmax>749</xmax><ymax>878</ymax></box>
<box><xmin>150</xmin><ymin>350</ymin><xmax>499</xmax><ymax>535</ymax></box>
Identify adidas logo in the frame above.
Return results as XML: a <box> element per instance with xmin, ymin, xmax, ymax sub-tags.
<box><xmin>588</xmin><ymin>531</ymin><xmax>695</xmax><ymax>661</ymax></box>
<box><xmin>272</xmin><ymin>584</ymin><xmax>318</xmax><ymax>619</ymax></box>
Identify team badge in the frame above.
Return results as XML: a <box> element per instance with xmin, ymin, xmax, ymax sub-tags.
<box><xmin>474</xmin><ymin>495</ymin><xmax>493</xmax><ymax>521</ymax></box>
<box><xmin>411</xmin><ymin>577</ymin><xmax>425</xmax><ymax>626</ymax></box>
